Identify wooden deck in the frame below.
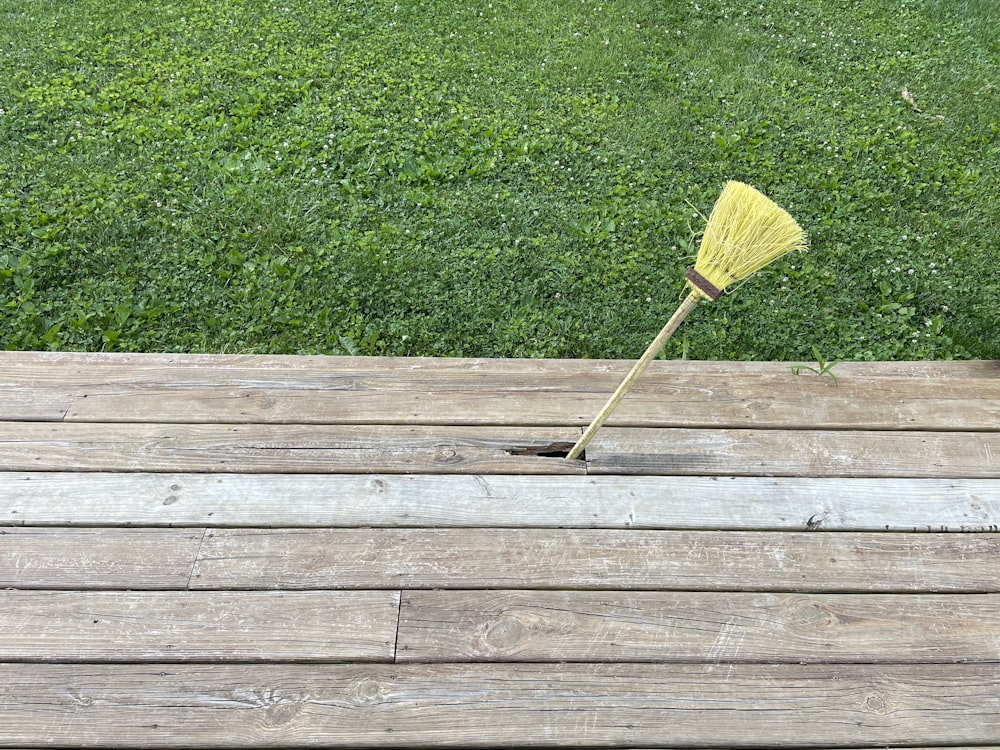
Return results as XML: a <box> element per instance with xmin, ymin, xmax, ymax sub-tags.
<box><xmin>1</xmin><ymin>351</ymin><xmax>999</xmax><ymax>748</ymax></box>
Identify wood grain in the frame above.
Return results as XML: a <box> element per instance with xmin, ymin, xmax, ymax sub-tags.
<box><xmin>0</xmin><ymin>423</ymin><xmax>583</xmax><ymax>474</ymax></box>
<box><xmin>396</xmin><ymin>590</ymin><xmax>1000</xmax><ymax>663</ymax></box>
<box><xmin>3</xmin><ymin>472</ymin><xmax>997</xmax><ymax>531</ymax></box>
<box><xmin>6</xmin><ymin>423</ymin><xmax>997</xmax><ymax>478</ymax></box>
<box><xmin>0</xmin><ymin>528</ymin><xmax>201</xmax><ymax>589</ymax></box>
<box><xmin>0</xmin><ymin>387</ymin><xmax>71</xmax><ymax>421</ymax></box>
<box><xmin>4</xmin><ymin>349</ymin><xmax>995</xmax><ymax>380</ymax></box>
<box><xmin>190</xmin><ymin>529</ymin><xmax>1000</xmax><ymax>593</ymax></box>
<box><xmin>1</xmin><ymin>663</ymin><xmax>997</xmax><ymax>747</ymax></box>
<box><xmin>4</xmin><ymin>352</ymin><xmax>999</xmax><ymax>749</ymax></box>
<box><xmin>8</xmin><ymin>527</ymin><xmax>1000</xmax><ymax>593</ymax></box>
<box><xmin>586</xmin><ymin>427</ymin><xmax>1000</xmax><ymax>478</ymax></box>
<box><xmin>55</xmin><ymin>374</ymin><xmax>1000</xmax><ymax>429</ymax></box>
<box><xmin>4</xmin><ymin>351</ymin><xmax>996</xmax><ymax>430</ymax></box>
<box><xmin>0</xmin><ymin>591</ymin><xmax>399</xmax><ymax>662</ymax></box>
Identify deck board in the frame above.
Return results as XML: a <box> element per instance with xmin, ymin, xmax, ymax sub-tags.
<box><xmin>5</xmin><ymin>352</ymin><xmax>998</xmax><ymax>429</ymax></box>
<box><xmin>0</xmin><ymin>591</ymin><xmax>399</xmax><ymax>662</ymax></box>
<box><xmin>57</xmin><ymin>383</ymin><xmax>999</xmax><ymax>430</ymax></box>
<box><xmin>50</xmin><ymin>372</ymin><xmax>1000</xmax><ymax>429</ymax></box>
<box><xmin>587</xmin><ymin>427</ymin><xmax>1000</xmax><ymax>478</ymax></box>
<box><xmin>6</xmin><ymin>421</ymin><xmax>999</xmax><ymax>477</ymax></box>
<box><xmin>1</xmin><ymin>351</ymin><xmax>998</xmax><ymax>749</ymax></box>
<box><xmin>4</xmin><ymin>350</ymin><xmax>995</xmax><ymax>380</ymax></box>
<box><xmin>6</xmin><ymin>527</ymin><xmax>1000</xmax><ymax>593</ymax></box>
<box><xmin>2</xmin><ymin>663</ymin><xmax>998</xmax><ymax>748</ymax></box>
<box><xmin>0</xmin><ymin>528</ymin><xmax>202</xmax><ymax>589</ymax></box>
<box><xmin>0</xmin><ymin>422</ymin><xmax>584</xmax><ymax>474</ymax></box>
<box><xmin>3</xmin><ymin>472</ymin><xmax>998</xmax><ymax>530</ymax></box>
<box><xmin>396</xmin><ymin>590</ymin><xmax>1000</xmax><ymax>663</ymax></box>
<box><xmin>186</xmin><ymin>528</ymin><xmax>1000</xmax><ymax>592</ymax></box>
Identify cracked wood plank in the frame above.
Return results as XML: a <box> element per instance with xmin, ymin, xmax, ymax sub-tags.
<box><xmin>0</xmin><ymin>423</ymin><xmax>583</xmax><ymax>474</ymax></box>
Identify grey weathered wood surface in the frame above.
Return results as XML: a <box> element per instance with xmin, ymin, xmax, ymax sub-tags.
<box><xmin>586</xmin><ymin>427</ymin><xmax>1000</xmax><ymax>478</ymax></box>
<box><xmin>396</xmin><ymin>590</ymin><xmax>1000</xmax><ymax>663</ymax></box>
<box><xmin>4</xmin><ymin>528</ymin><xmax>999</xmax><ymax>592</ymax></box>
<box><xmin>4</xmin><ymin>352</ymin><xmax>998</xmax><ymax>429</ymax></box>
<box><xmin>0</xmin><ymin>590</ymin><xmax>399</xmax><ymax>662</ymax></box>
<box><xmin>0</xmin><ymin>423</ymin><xmax>584</xmax><ymax>474</ymax></box>
<box><xmin>0</xmin><ymin>527</ymin><xmax>203</xmax><ymax>589</ymax></box>
<box><xmin>3</xmin><ymin>473</ymin><xmax>999</xmax><ymax>530</ymax></box>
<box><xmin>189</xmin><ymin>528</ymin><xmax>1000</xmax><ymax>592</ymax></box>
<box><xmin>1</xmin><ymin>664</ymin><xmax>998</xmax><ymax>747</ymax></box>
<box><xmin>4</xmin><ymin>421</ymin><xmax>999</xmax><ymax>476</ymax></box>
<box><xmin>1</xmin><ymin>351</ymin><xmax>998</xmax><ymax>749</ymax></box>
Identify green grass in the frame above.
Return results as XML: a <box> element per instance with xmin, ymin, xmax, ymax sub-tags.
<box><xmin>1</xmin><ymin>0</ymin><xmax>997</xmax><ymax>359</ymax></box>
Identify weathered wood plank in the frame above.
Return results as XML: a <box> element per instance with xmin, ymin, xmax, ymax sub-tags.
<box><xmin>190</xmin><ymin>529</ymin><xmax>1000</xmax><ymax>593</ymax></box>
<box><xmin>0</xmin><ymin>423</ymin><xmax>583</xmax><ymax>474</ymax></box>
<box><xmin>3</xmin><ymin>352</ymin><xmax>996</xmax><ymax>429</ymax></box>
<box><xmin>0</xmin><ymin>591</ymin><xmax>399</xmax><ymax>662</ymax></box>
<box><xmin>1</xmin><ymin>663</ymin><xmax>997</xmax><ymax>747</ymax></box>
<box><xmin>6</xmin><ymin>422</ymin><xmax>998</xmax><ymax>478</ymax></box>
<box><xmin>0</xmin><ymin>389</ymin><xmax>71</xmax><ymax>422</ymax></box>
<box><xmin>0</xmin><ymin>528</ymin><xmax>201</xmax><ymax>589</ymax></box>
<box><xmin>4</xmin><ymin>349</ymin><xmax>996</xmax><ymax>379</ymax></box>
<box><xmin>396</xmin><ymin>590</ymin><xmax>1000</xmax><ymax>663</ymax></box>
<box><xmin>52</xmin><ymin>376</ymin><xmax>999</xmax><ymax>430</ymax></box>
<box><xmin>586</xmin><ymin>428</ymin><xmax>1000</xmax><ymax>478</ymax></box>
<box><xmin>22</xmin><ymin>528</ymin><xmax>997</xmax><ymax>593</ymax></box>
<box><xmin>3</xmin><ymin>472</ymin><xmax>998</xmax><ymax>531</ymax></box>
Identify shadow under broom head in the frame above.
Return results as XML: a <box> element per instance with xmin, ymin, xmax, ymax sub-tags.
<box><xmin>566</xmin><ymin>180</ymin><xmax>807</xmax><ymax>460</ymax></box>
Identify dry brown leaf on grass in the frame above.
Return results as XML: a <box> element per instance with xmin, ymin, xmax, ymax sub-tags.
<box><xmin>901</xmin><ymin>87</ymin><xmax>922</xmax><ymax>112</ymax></box>
<box><xmin>900</xmin><ymin>87</ymin><xmax>945</xmax><ymax>120</ymax></box>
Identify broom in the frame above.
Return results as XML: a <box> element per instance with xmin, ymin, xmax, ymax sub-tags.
<box><xmin>566</xmin><ymin>180</ymin><xmax>807</xmax><ymax>460</ymax></box>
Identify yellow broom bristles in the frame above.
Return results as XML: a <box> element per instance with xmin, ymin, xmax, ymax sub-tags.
<box><xmin>689</xmin><ymin>181</ymin><xmax>808</xmax><ymax>299</ymax></box>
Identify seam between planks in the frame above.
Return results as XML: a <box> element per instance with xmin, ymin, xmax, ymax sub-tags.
<box><xmin>186</xmin><ymin>529</ymin><xmax>209</xmax><ymax>591</ymax></box>
<box><xmin>393</xmin><ymin>589</ymin><xmax>403</xmax><ymax>663</ymax></box>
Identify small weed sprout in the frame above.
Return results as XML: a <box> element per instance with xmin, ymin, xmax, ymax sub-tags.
<box><xmin>790</xmin><ymin>347</ymin><xmax>841</xmax><ymax>386</ymax></box>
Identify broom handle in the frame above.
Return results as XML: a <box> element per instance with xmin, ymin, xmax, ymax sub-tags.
<box><xmin>567</xmin><ymin>289</ymin><xmax>701</xmax><ymax>460</ymax></box>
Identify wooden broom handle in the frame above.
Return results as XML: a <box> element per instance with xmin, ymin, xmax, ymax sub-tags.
<box><xmin>567</xmin><ymin>289</ymin><xmax>702</xmax><ymax>460</ymax></box>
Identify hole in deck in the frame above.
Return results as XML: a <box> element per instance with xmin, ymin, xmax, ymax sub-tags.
<box><xmin>505</xmin><ymin>442</ymin><xmax>579</xmax><ymax>460</ymax></box>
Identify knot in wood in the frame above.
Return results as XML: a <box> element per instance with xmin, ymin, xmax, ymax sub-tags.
<box><xmin>434</xmin><ymin>446</ymin><xmax>460</xmax><ymax>464</ymax></box>
<box><xmin>264</xmin><ymin>700</ymin><xmax>302</xmax><ymax>727</ymax></box>
<box><xmin>351</xmin><ymin>677</ymin><xmax>386</xmax><ymax>706</ymax></box>
<box><xmin>864</xmin><ymin>693</ymin><xmax>889</xmax><ymax>715</ymax></box>
<box><xmin>482</xmin><ymin>616</ymin><xmax>528</xmax><ymax>654</ymax></box>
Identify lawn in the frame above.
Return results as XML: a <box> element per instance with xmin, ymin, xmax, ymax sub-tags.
<box><xmin>1</xmin><ymin>0</ymin><xmax>997</xmax><ymax>359</ymax></box>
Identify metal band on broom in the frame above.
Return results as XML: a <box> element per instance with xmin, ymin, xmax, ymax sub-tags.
<box><xmin>566</xmin><ymin>181</ymin><xmax>807</xmax><ymax>460</ymax></box>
